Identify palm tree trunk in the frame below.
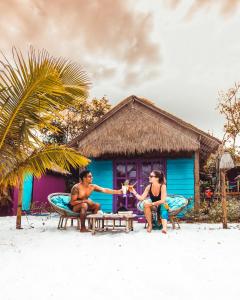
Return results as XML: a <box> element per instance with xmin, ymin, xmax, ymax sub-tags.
<box><xmin>16</xmin><ymin>179</ymin><xmax>23</xmax><ymax>229</ymax></box>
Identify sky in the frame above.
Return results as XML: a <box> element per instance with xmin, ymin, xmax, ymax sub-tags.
<box><xmin>0</xmin><ymin>0</ymin><xmax>240</xmax><ymax>140</ymax></box>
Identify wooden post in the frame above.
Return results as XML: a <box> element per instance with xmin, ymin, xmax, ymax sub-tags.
<box><xmin>16</xmin><ymin>179</ymin><xmax>23</xmax><ymax>229</ymax></box>
<box><xmin>226</xmin><ymin>180</ymin><xmax>229</xmax><ymax>192</ymax></box>
<box><xmin>220</xmin><ymin>170</ymin><xmax>228</xmax><ymax>229</ymax></box>
<box><xmin>194</xmin><ymin>150</ymin><xmax>200</xmax><ymax>211</ymax></box>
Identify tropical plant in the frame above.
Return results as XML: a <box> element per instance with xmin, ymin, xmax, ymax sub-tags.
<box><xmin>218</xmin><ymin>82</ymin><xmax>240</xmax><ymax>157</ymax></box>
<box><xmin>42</xmin><ymin>96</ymin><xmax>111</xmax><ymax>144</ymax></box>
<box><xmin>0</xmin><ymin>47</ymin><xmax>90</xmax><ymax>228</ymax></box>
<box><xmin>185</xmin><ymin>198</ymin><xmax>240</xmax><ymax>223</ymax></box>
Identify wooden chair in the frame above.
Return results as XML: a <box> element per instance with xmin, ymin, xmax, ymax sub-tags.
<box><xmin>48</xmin><ymin>193</ymin><xmax>80</xmax><ymax>230</ymax></box>
<box><xmin>168</xmin><ymin>198</ymin><xmax>191</xmax><ymax>229</ymax></box>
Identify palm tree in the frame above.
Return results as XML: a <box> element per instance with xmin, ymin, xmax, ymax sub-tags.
<box><xmin>0</xmin><ymin>47</ymin><xmax>91</xmax><ymax>228</ymax></box>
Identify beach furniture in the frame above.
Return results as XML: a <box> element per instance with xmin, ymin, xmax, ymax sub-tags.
<box><xmin>87</xmin><ymin>212</ymin><xmax>136</xmax><ymax>235</ymax></box>
<box><xmin>48</xmin><ymin>193</ymin><xmax>80</xmax><ymax>230</ymax></box>
<box><xmin>168</xmin><ymin>196</ymin><xmax>191</xmax><ymax>229</ymax></box>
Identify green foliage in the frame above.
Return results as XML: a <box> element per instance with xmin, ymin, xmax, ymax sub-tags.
<box><xmin>0</xmin><ymin>47</ymin><xmax>90</xmax><ymax>190</ymax></box>
<box><xmin>218</xmin><ymin>82</ymin><xmax>240</xmax><ymax>156</ymax></box>
<box><xmin>43</xmin><ymin>96</ymin><xmax>111</xmax><ymax>144</ymax></box>
<box><xmin>185</xmin><ymin>199</ymin><xmax>240</xmax><ymax>222</ymax></box>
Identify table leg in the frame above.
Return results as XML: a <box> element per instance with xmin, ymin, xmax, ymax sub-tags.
<box><xmin>106</xmin><ymin>220</ymin><xmax>108</xmax><ymax>231</ymax></box>
<box><xmin>92</xmin><ymin>218</ymin><xmax>96</xmax><ymax>235</ymax></box>
<box><xmin>102</xmin><ymin>219</ymin><xmax>104</xmax><ymax>229</ymax></box>
<box><xmin>125</xmin><ymin>219</ymin><xmax>129</xmax><ymax>233</ymax></box>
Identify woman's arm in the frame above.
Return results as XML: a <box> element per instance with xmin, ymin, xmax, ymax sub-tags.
<box><xmin>130</xmin><ymin>185</ymin><xmax>150</xmax><ymax>201</ymax></box>
<box><xmin>93</xmin><ymin>184</ymin><xmax>122</xmax><ymax>195</ymax></box>
<box><xmin>152</xmin><ymin>184</ymin><xmax>167</xmax><ymax>207</ymax></box>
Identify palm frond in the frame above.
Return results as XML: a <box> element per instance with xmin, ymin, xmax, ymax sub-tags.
<box><xmin>0</xmin><ymin>47</ymin><xmax>90</xmax><ymax>151</ymax></box>
<box><xmin>0</xmin><ymin>145</ymin><xmax>90</xmax><ymax>187</ymax></box>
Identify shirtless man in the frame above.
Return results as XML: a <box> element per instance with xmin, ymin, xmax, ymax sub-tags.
<box><xmin>69</xmin><ymin>170</ymin><xmax>123</xmax><ymax>232</ymax></box>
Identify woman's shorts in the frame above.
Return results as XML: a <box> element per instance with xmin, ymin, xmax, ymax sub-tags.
<box><xmin>136</xmin><ymin>198</ymin><xmax>152</xmax><ymax>211</ymax></box>
<box><xmin>137</xmin><ymin>199</ymin><xmax>168</xmax><ymax>220</ymax></box>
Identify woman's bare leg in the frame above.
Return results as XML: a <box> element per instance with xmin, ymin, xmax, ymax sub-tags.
<box><xmin>161</xmin><ymin>218</ymin><xmax>167</xmax><ymax>234</ymax></box>
<box><xmin>144</xmin><ymin>205</ymin><xmax>152</xmax><ymax>233</ymax></box>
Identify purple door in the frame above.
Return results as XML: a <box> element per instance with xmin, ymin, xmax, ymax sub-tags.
<box><xmin>113</xmin><ymin>159</ymin><xmax>166</xmax><ymax>213</ymax></box>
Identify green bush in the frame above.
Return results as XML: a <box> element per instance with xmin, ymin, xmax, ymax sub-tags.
<box><xmin>185</xmin><ymin>198</ymin><xmax>240</xmax><ymax>223</ymax></box>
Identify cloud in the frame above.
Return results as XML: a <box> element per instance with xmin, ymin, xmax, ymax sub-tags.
<box><xmin>185</xmin><ymin>0</ymin><xmax>240</xmax><ymax>19</ymax></box>
<box><xmin>0</xmin><ymin>0</ymin><xmax>161</xmax><ymax>87</ymax></box>
<box><xmin>220</xmin><ymin>0</ymin><xmax>240</xmax><ymax>16</ymax></box>
<box><xmin>167</xmin><ymin>0</ymin><xmax>181</xmax><ymax>9</ymax></box>
<box><xmin>89</xmin><ymin>65</ymin><xmax>116</xmax><ymax>81</ymax></box>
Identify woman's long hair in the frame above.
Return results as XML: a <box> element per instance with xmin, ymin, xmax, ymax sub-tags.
<box><xmin>152</xmin><ymin>170</ymin><xmax>166</xmax><ymax>184</ymax></box>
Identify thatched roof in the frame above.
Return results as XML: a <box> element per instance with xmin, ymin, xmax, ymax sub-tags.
<box><xmin>69</xmin><ymin>95</ymin><xmax>221</xmax><ymax>159</ymax></box>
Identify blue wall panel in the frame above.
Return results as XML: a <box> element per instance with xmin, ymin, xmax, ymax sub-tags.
<box><xmin>88</xmin><ymin>160</ymin><xmax>113</xmax><ymax>212</ymax></box>
<box><xmin>166</xmin><ymin>158</ymin><xmax>194</xmax><ymax>200</ymax></box>
<box><xmin>22</xmin><ymin>174</ymin><xmax>33</xmax><ymax>211</ymax></box>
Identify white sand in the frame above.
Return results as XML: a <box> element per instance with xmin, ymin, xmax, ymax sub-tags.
<box><xmin>0</xmin><ymin>215</ymin><xmax>240</xmax><ymax>300</ymax></box>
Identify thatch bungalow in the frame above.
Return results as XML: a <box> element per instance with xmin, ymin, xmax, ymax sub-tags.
<box><xmin>69</xmin><ymin>95</ymin><xmax>221</xmax><ymax>213</ymax></box>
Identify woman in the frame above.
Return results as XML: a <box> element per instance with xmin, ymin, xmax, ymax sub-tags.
<box><xmin>129</xmin><ymin>170</ymin><xmax>168</xmax><ymax>233</ymax></box>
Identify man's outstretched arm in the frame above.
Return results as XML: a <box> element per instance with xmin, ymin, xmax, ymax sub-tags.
<box><xmin>93</xmin><ymin>185</ymin><xmax>122</xmax><ymax>195</ymax></box>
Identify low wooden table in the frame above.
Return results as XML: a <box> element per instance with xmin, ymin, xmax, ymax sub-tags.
<box><xmin>86</xmin><ymin>213</ymin><xmax>136</xmax><ymax>235</ymax></box>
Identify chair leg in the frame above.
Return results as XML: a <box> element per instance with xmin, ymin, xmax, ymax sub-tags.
<box><xmin>58</xmin><ymin>217</ymin><xmax>62</xmax><ymax>229</ymax></box>
<box><xmin>60</xmin><ymin>217</ymin><xmax>65</xmax><ymax>229</ymax></box>
<box><xmin>71</xmin><ymin>219</ymin><xmax>74</xmax><ymax>227</ymax></box>
<box><xmin>64</xmin><ymin>217</ymin><xmax>68</xmax><ymax>229</ymax></box>
<box><xmin>175</xmin><ymin>217</ymin><xmax>181</xmax><ymax>229</ymax></box>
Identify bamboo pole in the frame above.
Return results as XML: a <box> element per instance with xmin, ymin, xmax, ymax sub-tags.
<box><xmin>220</xmin><ymin>170</ymin><xmax>228</xmax><ymax>229</ymax></box>
<box><xmin>16</xmin><ymin>179</ymin><xmax>23</xmax><ymax>229</ymax></box>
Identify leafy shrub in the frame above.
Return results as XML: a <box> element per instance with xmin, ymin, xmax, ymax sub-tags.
<box><xmin>185</xmin><ymin>198</ymin><xmax>240</xmax><ymax>222</ymax></box>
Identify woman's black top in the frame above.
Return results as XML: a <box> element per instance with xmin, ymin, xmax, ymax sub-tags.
<box><xmin>149</xmin><ymin>184</ymin><xmax>162</xmax><ymax>202</ymax></box>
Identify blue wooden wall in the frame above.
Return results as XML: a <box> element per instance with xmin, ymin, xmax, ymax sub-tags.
<box><xmin>166</xmin><ymin>158</ymin><xmax>194</xmax><ymax>201</ymax></box>
<box><xmin>88</xmin><ymin>157</ymin><xmax>195</xmax><ymax>213</ymax></box>
<box><xmin>22</xmin><ymin>174</ymin><xmax>33</xmax><ymax>211</ymax></box>
<box><xmin>88</xmin><ymin>160</ymin><xmax>113</xmax><ymax>212</ymax></box>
